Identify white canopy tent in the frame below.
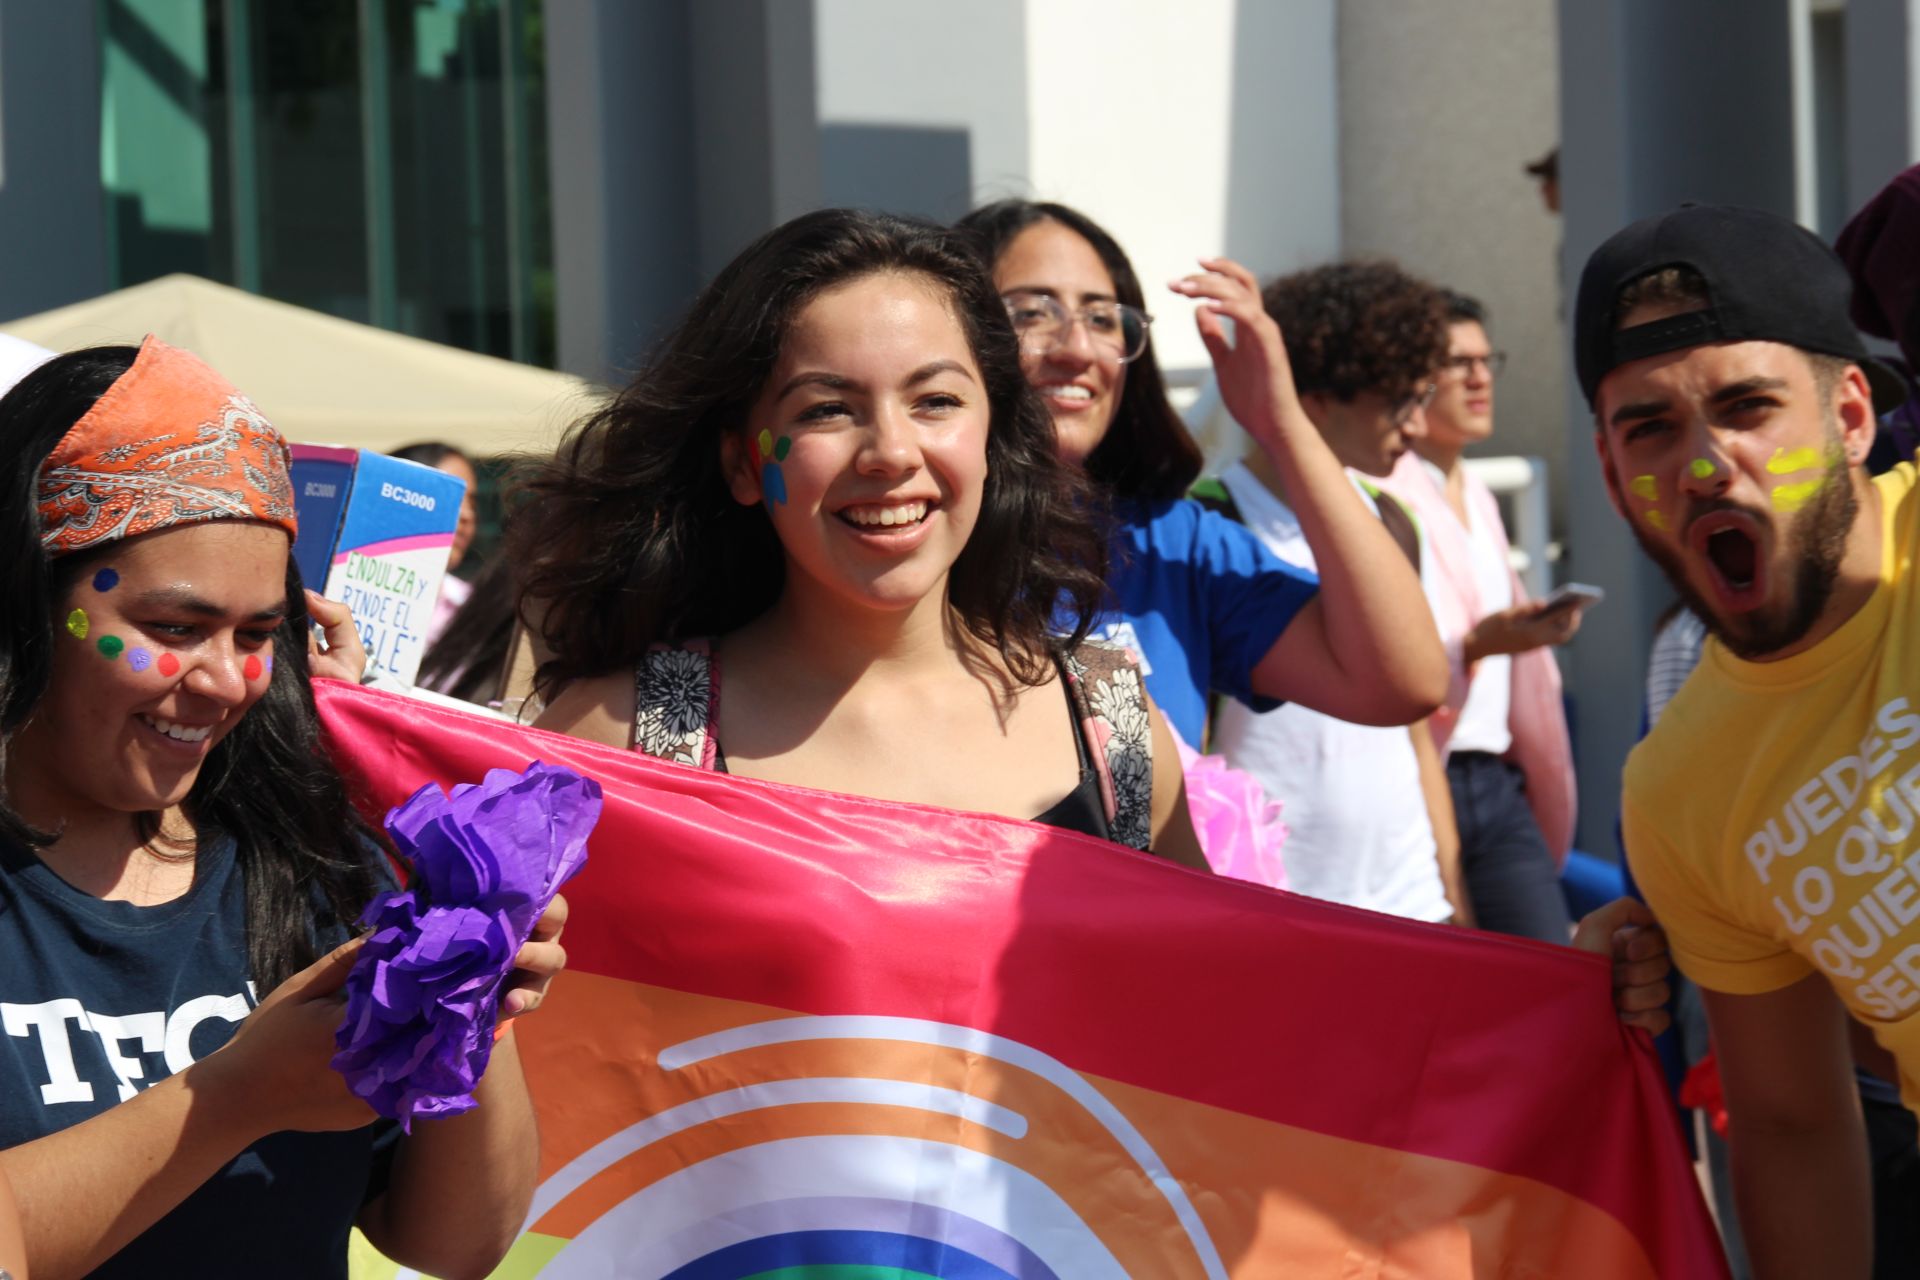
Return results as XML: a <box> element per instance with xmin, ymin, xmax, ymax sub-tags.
<box><xmin>2</xmin><ymin>274</ymin><xmax>601</xmax><ymax>454</ymax></box>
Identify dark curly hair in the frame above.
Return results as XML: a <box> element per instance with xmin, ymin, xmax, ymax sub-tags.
<box><xmin>956</xmin><ymin>200</ymin><xmax>1204</xmax><ymax>503</ymax></box>
<box><xmin>1261</xmin><ymin>261</ymin><xmax>1449</xmax><ymax>404</ymax></box>
<box><xmin>511</xmin><ymin>207</ymin><xmax>1108</xmax><ymax>698</ymax></box>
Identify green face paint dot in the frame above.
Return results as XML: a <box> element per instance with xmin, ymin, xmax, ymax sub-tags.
<box><xmin>65</xmin><ymin>609</ymin><xmax>89</xmax><ymax>640</ymax></box>
<box><xmin>1689</xmin><ymin>458</ymin><xmax>1716</xmax><ymax>479</ymax></box>
<box><xmin>96</xmin><ymin>635</ymin><xmax>124</xmax><ymax>660</ymax></box>
<box><xmin>773</xmin><ymin>434</ymin><xmax>791</xmax><ymax>461</ymax></box>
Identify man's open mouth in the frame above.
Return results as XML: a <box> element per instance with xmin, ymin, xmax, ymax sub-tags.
<box><xmin>1705</xmin><ymin>526</ymin><xmax>1757</xmax><ymax>592</ymax></box>
<box><xmin>1687</xmin><ymin>510</ymin><xmax>1768</xmax><ymax>607</ymax></box>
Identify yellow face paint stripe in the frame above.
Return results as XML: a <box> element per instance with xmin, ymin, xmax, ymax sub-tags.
<box><xmin>1766</xmin><ymin>446</ymin><xmax>1823</xmax><ymax>475</ymax></box>
<box><xmin>1629</xmin><ymin>475</ymin><xmax>1658</xmax><ymax>502</ymax></box>
<box><xmin>1771</xmin><ymin>479</ymin><xmax>1824</xmax><ymax>513</ymax></box>
<box><xmin>1645</xmin><ymin>510</ymin><xmax>1668</xmax><ymax>531</ymax></box>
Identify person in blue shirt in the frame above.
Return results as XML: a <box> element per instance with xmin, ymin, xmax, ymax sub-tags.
<box><xmin>957</xmin><ymin>201</ymin><xmax>1447</xmax><ymax>746</ymax></box>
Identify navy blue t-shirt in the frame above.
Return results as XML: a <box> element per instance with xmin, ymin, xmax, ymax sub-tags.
<box><xmin>0</xmin><ymin>833</ymin><xmax>393</xmax><ymax>1278</ymax></box>
<box><xmin>1095</xmin><ymin>497</ymin><xmax>1321</xmax><ymax>746</ymax></box>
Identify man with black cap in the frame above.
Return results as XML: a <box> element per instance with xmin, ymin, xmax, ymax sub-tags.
<box><xmin>1577</xmin><ymin>203</ymin><xmax>1917</xmax><ymax>1278</ymax></box>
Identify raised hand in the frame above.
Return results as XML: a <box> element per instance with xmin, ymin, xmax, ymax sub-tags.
<box><xmin>1169</xmin><ymin>256</ymin><xmax>1304</xmax><ymax>454</ymax></box>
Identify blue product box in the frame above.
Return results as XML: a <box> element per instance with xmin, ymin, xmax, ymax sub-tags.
<box><xmin>289</xmin><ymin>445</ymin><xmax>466</xmax><ymax>685</ymax></box>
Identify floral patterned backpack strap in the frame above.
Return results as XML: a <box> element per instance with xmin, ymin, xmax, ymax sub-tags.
<box><xmin>1061</xmin><ymin>640</ymin><xmax>1154</xmax><ymax>851</ymax></box>
<box><xmin>633</xmin><ymin>638</ymin><xmax>721</xmax><ymax>769</ymax></box>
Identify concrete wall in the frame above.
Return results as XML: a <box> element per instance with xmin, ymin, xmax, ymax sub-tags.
<box><xmin>1025</xmin><ymin>0</ymin><xmax>1341</xmax><ymax>374</ymax></box>
<box><xmin>1337</xmin><ymin>0</ymin><xmax>1568</xmax><ymax>528</ymax></box>
<box><xmin>815</xmin><ymin>0</ymin><xmax>1029</xmax><ymax>222</ymax></box>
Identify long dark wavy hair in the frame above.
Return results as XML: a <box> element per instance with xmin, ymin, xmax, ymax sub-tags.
<box><xmin>0</xmin><ymin>347</ymin><xmax>382</xmax><ymax>992</ymax></box>
<box><xmin>512</xmin><ymin>208</ymin><xmax>1108</xmax><ymax>698</ymax></box>
<box><xmin>957</xmin><ymin>199</ymin><xmax>1205</xmax><ymax>503</ymax></box>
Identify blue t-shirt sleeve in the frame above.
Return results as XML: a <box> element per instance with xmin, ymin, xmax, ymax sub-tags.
<box><xmin>1188</xmin><ymin>503</ymin><xmax>1320</xmax><ymax>710</ymax></box>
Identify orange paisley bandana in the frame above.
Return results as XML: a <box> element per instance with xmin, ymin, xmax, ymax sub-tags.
<box><xmin>36</xmin><ymin>336</ymin><xmax>298</xmax><ymax>556</ymax></box>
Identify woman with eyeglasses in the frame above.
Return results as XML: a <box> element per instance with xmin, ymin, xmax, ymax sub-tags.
<box><xmin>956</xmin><ymin>200</ymin><xmax>1448</xmax><ymax>751</ymax></box>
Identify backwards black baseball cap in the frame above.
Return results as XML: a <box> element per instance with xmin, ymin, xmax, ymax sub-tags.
<box><xmin>1573</xmin><ymin>202</ymin><xmax>1906</xmax><ymax>414</ymax></box>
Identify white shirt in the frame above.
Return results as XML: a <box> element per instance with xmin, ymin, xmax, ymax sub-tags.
<box><xmin>1424</xmin><ymin>460</ymin><xmax>1514</xmax><ymax>755</ymax></box>
<box><xmin>1210</xmin><ymin>463</ymin><xmax>1453</xmax><ymax>922</ymax></box>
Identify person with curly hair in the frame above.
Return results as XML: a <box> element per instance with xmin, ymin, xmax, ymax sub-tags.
<box><xmin>1201</xmin><ymin>261</ymin><xmax>1469</xmax><ymax>925</ymax></box>
<box><xmin>515</xmin><ymin>208</ymin><xmax>1207</xmax><ymax>864</ymax></box>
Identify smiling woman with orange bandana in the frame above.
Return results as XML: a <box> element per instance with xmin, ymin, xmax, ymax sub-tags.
<box><xmin>0</xmin><ymin>338</ymin><xmax>563</xmax><ymax>1279</ymax></box>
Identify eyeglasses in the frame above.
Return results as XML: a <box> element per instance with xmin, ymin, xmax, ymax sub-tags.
<box><xmin>1001</xmin><ymin>291</ymin><xmax>1153</xmax><ymax>363</ymax></box>
<box><xmin>1390</xmin><ymin>382</ymin><xmax>1439</xmax><ymax>426</ymax></box>
<box><xmin>1439</xmin><ymin>351</ymin><xmax>1508</xmax><ymax>378</ymax></box>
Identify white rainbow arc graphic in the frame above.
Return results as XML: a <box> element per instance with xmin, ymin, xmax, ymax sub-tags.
<box><xmin>399</xmin><ymin>1013</ymin><xmax>1228</xmax><ymax>1279</ymax></box>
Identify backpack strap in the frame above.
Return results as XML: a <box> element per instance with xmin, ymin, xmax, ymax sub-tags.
<box><xmin>1357</xmin><ymin>479</ymin><xmax>1423</xmax><ymax>570</ymax></box>
<box><xmin>632</xmin><ymin>638</ymin><xmax>721</xmax><ymax>769</ymax></box>
<box><xmin>1059</xmin><ymin>640</ymin><xmax>1155</xmax><ymax>851</ymax></box>
<box><xmin>1188</xmin><ymin>475</ymin><xmax>1242</xmax><ymax>522</ymax></box>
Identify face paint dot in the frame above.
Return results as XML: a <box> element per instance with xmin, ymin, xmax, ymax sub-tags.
<box><xmin>773</xmin><ymin>434</ymin><xmax>791</xmax><ymax>461</ymax></box>
<box><xmin>96</xmin><ymin>635</ymin><xmax>124</xmax><ymax>660</ymax></box>
<box><xmin>1646</xmin><ymin>510</ymin><xmax>1669</xmax><ymax>531</ymax></box>
<box><xmin>1629</xmin><ymin>475</ymin><xmax>1658</xmax><ymax>502</ymax></box>
<box><xmin>1689</xmin><ymin>458</ymin><xmax>1716</xmax><ymax>479</ymax></box>
<box><xmin>91</xmin><ymin>567</ymin><xmax>119</xmax><ymax>593</ymax></box>
<box><xmin>243</xmin><ymin>654</ymin><xmax>263</xmax><ymax>681</ymax></box>
<box><xmin>126</xmin><ymin>647</ymin><xmax>153</xmax><ymax>673</ymax></box>
<box><xmin>65</xmin><ymin>609</ymin><xmax>89</xmax><ymax>639</ymax></box>
<box><xmin>157</xmin><ymin>652</ymin><xmax>180</xmax><ymax>678</ymax></box>
<box><xmin>756</xmin><ymin>428</ymin><xmax>775</xmax><ymax>461</ymax></box>
<box><xmin>761</xmin><ymin>462</ymin><xmax>788</xmax><ymax>507</ymax></box>
<box><xmin>264</xmin><ymin>654</ymin><xmax>274</xmax><ymax>675</ymax></box>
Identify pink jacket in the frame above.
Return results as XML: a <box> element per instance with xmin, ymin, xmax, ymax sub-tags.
<box><xmin>1380</xmin><ymin>452</ymin><xmax>1577</xmax><ymax>865</ymax></box>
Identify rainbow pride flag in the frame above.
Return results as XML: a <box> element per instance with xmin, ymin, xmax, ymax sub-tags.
<box><xmin>318</xmin><ymin>682</ymin><xmax>1727</xmax><ymax>1278</ymax></box>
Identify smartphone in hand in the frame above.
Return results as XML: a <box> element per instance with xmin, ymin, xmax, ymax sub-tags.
<box><xmin>1536</xmin><ymin>582</ymin><xmax>1605</xmax><ymax>618</ymax></box>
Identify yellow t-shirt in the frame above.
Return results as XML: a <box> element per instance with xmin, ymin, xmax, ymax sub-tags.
<box><xmin>1623</xmin><ymin>463</ymin><xmax>1920</xmax><ymax>1107</ymax></box>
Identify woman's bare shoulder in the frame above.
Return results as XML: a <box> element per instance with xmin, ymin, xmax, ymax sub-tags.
<box><xmin>533</xmin><ymin>669</ymin><xmax>636</xmax><ymax>749</ymax></box>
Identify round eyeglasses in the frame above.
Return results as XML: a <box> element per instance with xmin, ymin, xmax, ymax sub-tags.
<box><xmin>1002</xmin><ymin>290</ymin><xmax>1153</xmax><ymax>364</ymax></box>
<box><xmin>1439</xmin><ymin>351</ymin><xmax>1508</xmax><ymax>378</ymax></box>
<box><xmin>1391</xmin><ymin>381</ymin><xmax>1439</xmax><ymax>427</ymax></box>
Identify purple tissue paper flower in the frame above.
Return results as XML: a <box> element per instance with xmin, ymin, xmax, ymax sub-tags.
<box><xmin>331</xmin><ymin>760</ymin><xmax>598</xmax><ymax>1129</ymax></box>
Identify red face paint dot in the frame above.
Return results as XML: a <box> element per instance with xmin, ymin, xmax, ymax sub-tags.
<box><xmin>157</xmin><ymin>652</ymin><xmax>180</xmax><ymax>678</ymax></box>
<box><xmin>243</xmin><ymin>655</ymin><xmax>263</xmax><ymax>681</ymax></box>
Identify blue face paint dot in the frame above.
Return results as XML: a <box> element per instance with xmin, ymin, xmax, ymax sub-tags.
<box><xmin>126</xmin><ymin>647</ymin><xmax>153</xmax><ymax>673</ymax></box>
<box><xmin>91</xmin><ymin>567</ymin><xmax>119</xmax><ymax>593</ymax></box>
<box><xmin>761</xmin><ymin>463</ymin><xmax>787</xmax><ymax>507</ymax></box>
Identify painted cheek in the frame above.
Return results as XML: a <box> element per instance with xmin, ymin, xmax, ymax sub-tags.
<box><xmin>96</xmin><ymin>635</ymin><xmax>124</xmax><ymax>660</ymax></box>
<box><xmin>65</xmin><ymin>609</ymin><xmax>89</xmax><ymax>640</ymax></box>
<box><xmin>126</xmin><ymin>647</ymin><xmax>154</xmax><ymax>673</ymax></box>
<box><xmin>1766</xmin><ymin>446</ymin><xmax>1822</xmax><ymax>475</ymax></box>
<box><xmin>91</xmin><ymin>567</ymin><xmax>119</xmax><ymax>593</ymax></box>
<box><xmin>754</xmin><ymin>431</ymin><xmax>792</xmax><ymax>507</ymax></box>
<box><xmin>1628</xmin><ymin>474</ymin><xmax>1669</xmax><ymax>532</ymax></box>
<box><xmin>243</xmin><ymin>654</ymin><xmax>263</xmax><ymax>682</ymax></box>
<box><xmin>157</xmin><ymin>652</ymin><xmax>180</xmax><ymax>678</ymax></box>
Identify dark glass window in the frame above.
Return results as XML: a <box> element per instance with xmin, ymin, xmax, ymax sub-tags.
<box><xmin>100</xmin><ymin>0</ymin><xmax>553</xmax><ymax>365</ymax></box>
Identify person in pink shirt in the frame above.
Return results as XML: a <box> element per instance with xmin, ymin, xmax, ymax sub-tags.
<box><xmin>1381</xmin><ymin>292</ymin><xmax>1589</xmax><ymax>941</ymax></box>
